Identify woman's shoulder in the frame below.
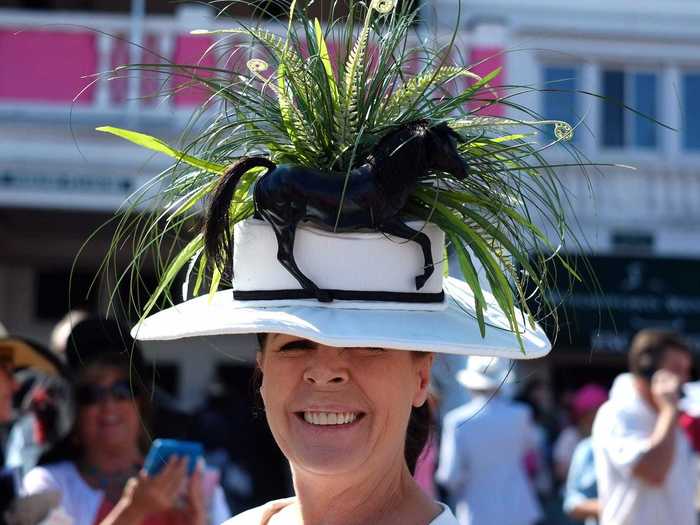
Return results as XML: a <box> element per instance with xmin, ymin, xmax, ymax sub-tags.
<box><xmin>24</xmin><ymin>461</ymin><xmax>77</xmax><ymax>487</ymax></box>
<box><xmin>222</xmin><ymin>498</ymin><xmax>296</xmax><ymax>525</ymax></box>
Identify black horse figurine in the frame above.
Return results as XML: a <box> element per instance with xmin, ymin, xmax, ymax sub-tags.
<box><xmin>205</xmin><ymin>120</ymin><xmax>468</xmax><ymax>302</ymax></box>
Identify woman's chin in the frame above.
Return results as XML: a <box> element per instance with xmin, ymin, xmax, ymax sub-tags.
<box><xmin>284</xmin><ymin>412</ymin><xmax>371</xmax><ymax>474</ymax></box>
<box><xmin>293</xmin><ymin>448</ymin><xmax>366</xmax><ymax>476</ymax></box>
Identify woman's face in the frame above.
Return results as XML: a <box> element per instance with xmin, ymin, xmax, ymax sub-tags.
<box><xmin>258</xmin><ymin>334</ymin><xmax>433</xmax><ymax>477</ymax></box>
<box><xmin>76</xmin><ymin>365</ymin><xmax>141</xmax><ymax>453</ymax></box>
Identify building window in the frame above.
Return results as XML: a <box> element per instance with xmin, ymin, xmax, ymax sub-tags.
<box><xmin>601</xmin><ymin>70</ymin><xmax>658</xmax><ymax>149</ymax></box>
<box><xmin>683</xmin><ymin>73</ymin><xmax>700</xmax><ymax>151</ymax></box>
<box><xmin>542</xmin><ymin>66</ymin><xmax>578</xmax><ymax>140</ymax></box>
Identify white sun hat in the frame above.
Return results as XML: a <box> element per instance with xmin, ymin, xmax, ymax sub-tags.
<box><xmin>457</xmin><ymin>356</ymin><xmax>515</xmax><ymax>391</ymax></box>
<box><xmin>132</xmin><ymin>219</ymin><xmax>551</xmax><ymax>359</ymax></box>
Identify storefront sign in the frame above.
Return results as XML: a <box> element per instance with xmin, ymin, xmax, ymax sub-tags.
<box><xmin>541</xmin><ymin>255</ymin><xmax>700</xmax><ymax>353</ymax></box>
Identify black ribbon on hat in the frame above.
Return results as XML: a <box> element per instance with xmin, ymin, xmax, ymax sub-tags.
<box><xmin>233</xmin><ymin>288</ymin><xmax>445</xmax><ymax>303</ymax></box>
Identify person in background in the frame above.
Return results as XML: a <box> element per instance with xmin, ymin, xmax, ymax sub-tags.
<box><xmin>515</xmin><ymin>378</ymin><xmax>556</xmax><ymax>501</ymax></box>
<box><xmin>5</xmin><ymin>374</ymin><xmax>72</xmax><ymax>477</ymax></box>
<box><xmin>554</xmin><ymin>384</ymin><xmax>609</xmax><ymax>483</ymax></box>
<box><xmin>562</xmin><ymin>385</ymin><xmax>609</xmax><ymax>525</ymax></box>
<box><xmin>436</xmin><ymin>356</ymin><xmax>542</xmax><ymax>525</ymax></box>
<box><xmin>0</xmin><ymin>323</ymin><xmax>68</xmax><ymax>524</ymax></box>
<box><xmin>591</xmin><ymin>329</ymin><xmax>695</xmax><ymax>525</ymax></box>
<box><xmin>22</xmin><ymin>316</ymin><xmax>230</xmax><ymax>525</ymax></box>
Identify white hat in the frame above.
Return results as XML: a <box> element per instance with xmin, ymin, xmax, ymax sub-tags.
<box><xmin>100</xmin><ymin>1</ymin><xmax>577</xmax><ymax>363</ymax></box>
<box><xmin>457</xmin><ymin>356</ymin><xmax>514</xmax><ymax>390</ymax></box>
<box><xmin>132</xmin><ymin>220</ymin><xmax>550</xmax><ymax>359</ymax></box>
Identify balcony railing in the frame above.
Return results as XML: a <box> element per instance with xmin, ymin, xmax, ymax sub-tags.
<box><xmin>0</xmin><ymin>8</ymin><xmax>236</xmax><ymax>123</ymax></box>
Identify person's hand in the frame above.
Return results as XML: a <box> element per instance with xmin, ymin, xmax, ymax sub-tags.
<box><xmin>119</xmin><ymin>456</ymin><xmax>189</xmax><ymax>520</ymax></box>
<box><xmin>181</xmin><ymin>464</ymin><xmax>207</xmax><ymax>525</ymax></box>
<box><xmin>651</xmin><ymin>369</ymin><xmax>681</xmax><ymax>411</ymax></box>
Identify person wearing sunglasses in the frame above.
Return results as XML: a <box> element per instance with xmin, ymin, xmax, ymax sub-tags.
<box><xmin>22</xmin><ymin>316</ymin><xmax>231</xmax><ymax>525</ymax></box>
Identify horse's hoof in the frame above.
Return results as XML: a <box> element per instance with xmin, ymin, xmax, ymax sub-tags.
<box><xmin>415</xmin><ymin>275</ymin><xmax>428</xmax><ymax>290</ymax></box>
<box><xmin>316</xmin><ymin>289</ymin><xmax>333</xmax><ymax>303</ymax></box>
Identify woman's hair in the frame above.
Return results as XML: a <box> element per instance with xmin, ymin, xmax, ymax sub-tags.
<box><xmin>405</xmin><ymin>401</ymin><xmax>433</xmax><ymax>474</ymax></box>
<box><xmin>255</xmin><ymin>333</ymin><xmax>433</xmax><ymax>474</ymax></box>
<box><xmin>628</xmin><ymin>329</ymin><xmax>690</xmax><ymax>378</ymax></box>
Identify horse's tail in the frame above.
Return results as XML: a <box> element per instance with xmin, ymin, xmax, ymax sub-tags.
<box><xmin>204</xmin><ymin>156</ymin><xmax>277</xmax><ymax>274</ymax></box>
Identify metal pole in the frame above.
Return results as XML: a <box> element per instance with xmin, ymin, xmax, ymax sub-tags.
<box><xmin>127</xmin><ymin>0</ymin><xmax>145</xmax><ymax>126</ymax></box>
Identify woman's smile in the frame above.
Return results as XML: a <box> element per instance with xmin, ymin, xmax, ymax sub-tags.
<box><xmin>300</xmin><ymin>411</ymin><xmax>363</xmax><ymax>426</ymax></box>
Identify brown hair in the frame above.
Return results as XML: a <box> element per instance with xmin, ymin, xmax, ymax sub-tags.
<box><xmin>255</xmin><ymin>333</ymin><xmax>432</xmax><ymax>474</ymax></box>
<box><xmin>628</xmin><ymin>329</ymin><xmax>691</xmax><ymax>377</ymax></box>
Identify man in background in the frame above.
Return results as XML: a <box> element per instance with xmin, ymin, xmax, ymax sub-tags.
<box><xmin>436</xmin><ymin>356</ymin><xmax>542</xmax><ymax>525</ymax></box>
<box><xmin>592</xmin><ymin>329</ymin><xmax>695</xmax><ymax>525</ymax></box>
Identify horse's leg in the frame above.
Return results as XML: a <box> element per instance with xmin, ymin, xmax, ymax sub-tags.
<box><xmin>261</xmin><ymin>211</ymin><xmax>332</xmax><ymax>302</ymax></box>
<box><xmin>379</xmin><ymin>217</ymin><xmax>434</xmax><ymax>290</ymax></box>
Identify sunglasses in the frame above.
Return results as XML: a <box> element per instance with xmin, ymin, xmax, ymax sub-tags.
<box><xmin>75</xmin><ymin>380</ymin><xmax>135</xmax><ymax>405</ymax></box>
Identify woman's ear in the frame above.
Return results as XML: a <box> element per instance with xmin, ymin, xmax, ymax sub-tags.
<box><xmin>413</xmin><ymin>353</ymin><xmax>434</xmax><ymax>407</ymax></box>
<box><xmin>256</xmin><ymin>351</ymin><xmax>264</xmax><ymax>371</ymax></box>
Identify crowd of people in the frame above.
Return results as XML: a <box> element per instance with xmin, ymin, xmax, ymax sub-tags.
<box><xmin>0</xmin><ymin>313</ymin><xmax>697</xmax><ymax>525</ymax></box>
<box><xmin>428</xmin><ymin>329</ymin><xmax>700</xmax><ymax>525</ymax></box>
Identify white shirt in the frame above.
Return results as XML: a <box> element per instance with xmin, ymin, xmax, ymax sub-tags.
<box><xmin>592</xmin><ymin>373</ymin><xmax>696</xmax><ymax>525</ymax></box>
<box><xmin>223</xmin><ymin>499</ymin><xmax>458</xmax><ymax>524</ymax></box>
<box><xmin>23</xmin><ymin>461</ymin><xmax>231</xmax><ymax>525</ymax></box>
<box><xmin>436</xmin><ymin>395</ymin><xmax>542</xmax><ymax>525</ymax></box>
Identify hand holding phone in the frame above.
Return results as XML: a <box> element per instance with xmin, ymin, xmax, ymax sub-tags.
<box><xmin>143</xmin><ymin>439</ymin><xmax>204</xmax><ymax>477</ymax></box>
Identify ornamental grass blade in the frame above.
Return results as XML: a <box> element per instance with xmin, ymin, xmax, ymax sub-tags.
<box><xmin>448</xmin><ymin>233</ymin><xmax>486</xmax><ymax>337</ymax></box>
<box><xmin>96</xmin><ymin>127</ymin><xmax>226</xmax><ymax>174</ymax></box>
<box><xmin>141</xmin><ymin>233</ymin><xmax>203</xmax><ymax>320</ymax></box>
<box><xmin>314</xmin><ymin>18</ymin><xmax>339</xmax><ymax>105</ymax></box>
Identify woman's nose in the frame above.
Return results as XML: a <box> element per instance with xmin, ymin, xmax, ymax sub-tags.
<box><xmin>303</xmin><ymin>351</ymin><xmax>349</xmax><ymax>385</ymax></box>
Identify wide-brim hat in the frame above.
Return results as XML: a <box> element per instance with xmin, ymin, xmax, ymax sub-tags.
<box><xmin>0</xmin><ymin>322</ymin><xmax>65</xmax><ymax>376</ymax></box>
<box><xmin>132</xmin><ymin>219</ymin><xmax>551</xmax><ymax>359</ymax></box>
<box><xmin>456</xmin><ymin>356</ymin><xmax>514</xmax><ymax>390</ymax></box>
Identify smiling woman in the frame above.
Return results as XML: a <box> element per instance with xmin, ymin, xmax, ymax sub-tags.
<box><xmin>238</xmin><ymin>336</ymin><xmax>443</xmax><ymax>524</ymax></box>
<box><xmin>22</xmin><ymin>317</ymin><xmax>231</xmax><ymax>525</ymax></box>
<box><xmin>96</xmin><ymin>0</ymin><xmax>582</xmax><ymax>521</ymax></box>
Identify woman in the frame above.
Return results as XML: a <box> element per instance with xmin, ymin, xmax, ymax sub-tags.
<box><xmin>239</xmin><ymin>335</ymin><xmax>440</xmax><ymax>524</ymax></box>
<box><xmin>22</xmin><ymin>317</ymin><xmax>230</xmax><ymax>525</ymax></box>
<box><xmin>130</xmin><ymin>212</ymin><xmax>553</xmax><ymax>525</ymax></box>
<box><xmin>98</xmin><ymin>0</ymin><xmax>580</xmax><ymax>522</ymax></box>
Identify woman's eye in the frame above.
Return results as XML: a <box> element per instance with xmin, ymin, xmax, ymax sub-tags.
<box><xmin>359</xmin><ymin>347</ymin><xmax>386</xmax><ymax>354</ymax></box>
<box><xmin>276</xmin><ymin>339</ymin><xmax>315</xmax><ymax>353</ymax></box>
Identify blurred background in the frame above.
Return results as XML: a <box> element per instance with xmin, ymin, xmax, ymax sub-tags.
<box><xmin>1</xmin><ymin>0</ymin><xmax>700</xmax><ymax>521</ymax></box>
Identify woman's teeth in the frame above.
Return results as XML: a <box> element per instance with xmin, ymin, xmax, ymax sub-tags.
<box><xmin>303</xmin><ymin>411</ymin><xmax>358</xmax><ymax>425</ymax></box>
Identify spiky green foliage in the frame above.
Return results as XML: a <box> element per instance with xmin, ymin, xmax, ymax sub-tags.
<box><xmin>100</xmin><ymin>0</ymin><xmax>589</xmax><ymax>351</ymax></box>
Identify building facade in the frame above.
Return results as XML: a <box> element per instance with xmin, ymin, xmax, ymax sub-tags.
<box><xmin>2</xmin><ymin>0</ymin><xmax>700</xmax><ymax>405</ymax></box>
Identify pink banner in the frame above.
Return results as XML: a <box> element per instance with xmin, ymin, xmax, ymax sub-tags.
<box><xmin>468</xmin><ymin>46</ymin><xmax>505</xmax><ymax>116</ymax></box>
<box><xmin>0</xmin><ymin>29</ymin><xmax>97</xmax><ymax>103</ymax></box>
<box><xmin>172</xmin><ymin>34</ymin><xmax>216</xmax><ymax>107</ymax></box>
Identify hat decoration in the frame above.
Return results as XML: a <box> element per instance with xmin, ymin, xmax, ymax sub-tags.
<box><xmin>97</xmin><ymin>0</ymin><xmax>579</xmax><ymax>354</ymax></box>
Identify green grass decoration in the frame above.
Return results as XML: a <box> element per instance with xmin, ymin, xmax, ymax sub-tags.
<box><xmin>99</xmin><ymin>0</ymin><xmax>587</xmax><ymax>352</ymax></box>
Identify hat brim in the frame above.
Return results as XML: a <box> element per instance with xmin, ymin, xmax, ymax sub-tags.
<box><xmin>131</xmin><ymin>277</ymin><xmax>550</xmax><ymax>359</ymax></box>
<box><xmin>0</xmin><ymin>338</ymin><xmax>65</xmax><ymax>376</ymax></box>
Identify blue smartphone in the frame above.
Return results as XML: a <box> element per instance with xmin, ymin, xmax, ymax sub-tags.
<box><xmin>143</xmin><ymin>439</ymin><xmax>204</xmax><ymax>476</ymax></box>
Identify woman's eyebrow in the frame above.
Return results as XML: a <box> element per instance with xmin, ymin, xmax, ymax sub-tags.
<box><xmin>279</xmin><ymin>338</ymin><xmax>318</xmax><ymax>351</ymax></box>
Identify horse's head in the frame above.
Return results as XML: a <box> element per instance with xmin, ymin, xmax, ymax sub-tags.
<box><xmin>425</xmin><ymin>123</ymin><xmax>468</xmax><ymax>180</ymax></box>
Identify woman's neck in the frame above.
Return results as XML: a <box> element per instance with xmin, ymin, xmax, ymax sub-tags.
<box><xmin>82</xmin><ymin>445</ymin><xmax>142</xmax><ymax>473</ymax></box>
<box><xmin>282</xmin><ymin>455</ymin><xmax>440</xmax><ymax>525</ymax></box>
